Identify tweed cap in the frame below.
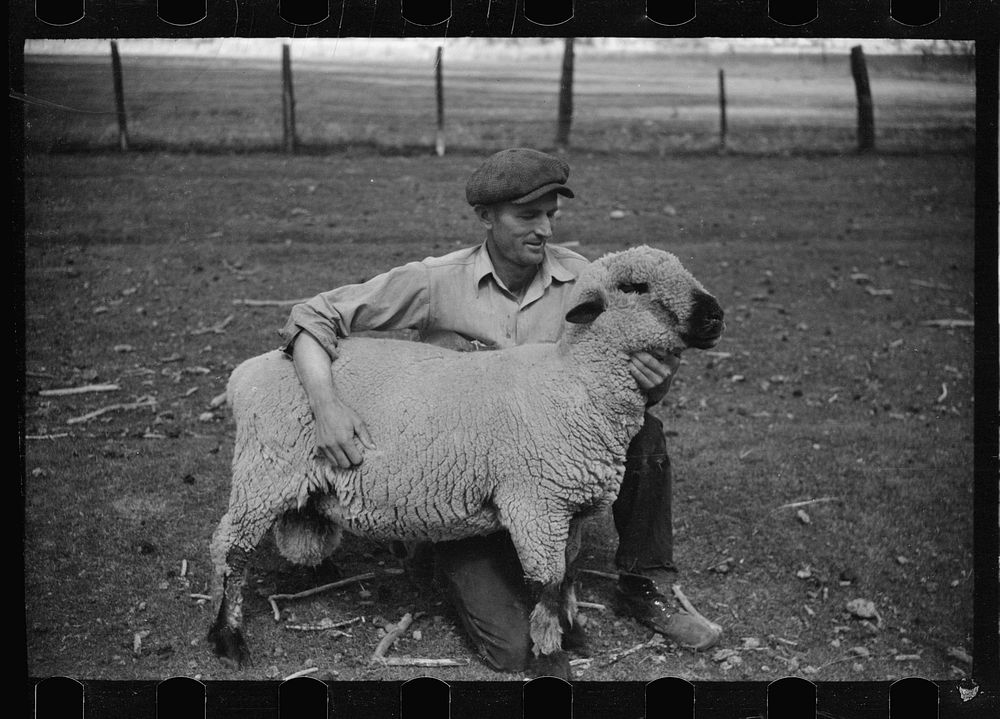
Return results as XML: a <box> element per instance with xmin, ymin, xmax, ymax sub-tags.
<box><xmin>465</xmin><ymin>148</ymin><xmax>575</xmax><ymax>206</ymax></box>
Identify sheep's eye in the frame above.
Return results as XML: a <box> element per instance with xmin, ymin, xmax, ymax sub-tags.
<box><xmin>618</xmin><ymin>282</ymin><xmax>649</xmax><ymax>294</ymax></box>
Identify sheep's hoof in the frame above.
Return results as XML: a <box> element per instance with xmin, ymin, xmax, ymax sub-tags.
<box><xmin>528</xmin><ymin>650</ymin><xmax>572</xmax><ymax>681</ymax></box>
<box><xmin>561</xmin><ymin>622</ymin><xmax>591</xmax><ymax>658</ymax></box>
<box><xmin>207</xmin><ymin>624</ymin><xmax>252</xmax><ymax>669</ymax></box>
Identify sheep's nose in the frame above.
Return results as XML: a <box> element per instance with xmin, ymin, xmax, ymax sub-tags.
<box><xmin>695</xmin><ymin>292</ymin><xmax>724</xmax><ymax>329</ymax></box>
<box><xmin>685</xmin><ymin>291</ymin><xmax>725</xmax><ymax>347</ymax></box>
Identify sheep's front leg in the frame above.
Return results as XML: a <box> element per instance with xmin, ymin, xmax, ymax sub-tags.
<box><xmin>499</xmin><ymin>499</ymin><xmax>574</xmax><ymax>671</ymax></box>
<box><xmin>558</xmin><ymin>516</ymin><xmax>586</xmax><ymax>653</ymax></box>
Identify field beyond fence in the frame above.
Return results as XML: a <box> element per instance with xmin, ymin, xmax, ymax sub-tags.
<box><xmin>22</xmin><ymin>48</ymin><xmax>976</xmax><ymax>156</ymax></box>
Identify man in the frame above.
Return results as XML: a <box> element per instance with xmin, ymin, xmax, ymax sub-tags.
<box><xmin>278</xmin><ymin>148</ymin><xmax>721</xmax><ymax>676</ymax></box>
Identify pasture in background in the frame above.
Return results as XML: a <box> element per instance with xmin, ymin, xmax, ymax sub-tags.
<box><xmin>21</xmin><ymin>38</ymin><xmax>975</xmax><ymax>156</ymax></box>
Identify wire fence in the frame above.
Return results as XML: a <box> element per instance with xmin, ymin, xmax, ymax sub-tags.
<box><xmin>20</xmin><ymin>41</ymin><xmax>977</xmax><ymax>157</ymax></box>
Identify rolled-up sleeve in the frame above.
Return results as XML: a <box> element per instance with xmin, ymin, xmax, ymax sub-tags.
<box><xmin>278</xmin><ymin>261</ymin><xmax>431</xmax><ymax>358</ymax></box>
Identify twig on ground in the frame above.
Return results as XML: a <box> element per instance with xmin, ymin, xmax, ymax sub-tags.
<box><xmin>189</xmin><ymin>593</ymin><xmax>212</xmax><ymax>601</ymax></box>
<box><xmin>27</xmin><ymin>433</ymin><xmax>71</xmax><ymax>440</ymax></box>
<box><xmin>577</xmin><ymin>601</ymin><xmax>607</xmax><ymax>611</ymax></box>
<box><xmin>232</xmin><ymin>298</ymin><xmax>312</xmax><ymax>307</ymax></box>
<box><xmin>775</xmin><ymin>497</ymin><xmax>839</xmax><ymax>511</ymax></box>
<box><xmin>380</xmin><ymin>657</ymin><xmax>469</xmax><ymax>667</ymax></box>
<box><xmin>66</xmin><ymin>395</ymin><xmax>157</xmax><ymax>425</ymax></box>
<box><xmin>191</xmin><ymin>314</ymin><xmax>234</xmax><ymax>335</ymax></box>
<box><xmin>39</xmin><ymin>383</ymin><xmax>120</xmax><ymax>397</ymax></box>
<box><xmin>371</xmin><ymin>612</ymin><xmax>414</xmax><ymax>663</ymax></box>
<box><xmin>209</xmin><ymin>391</ymin><xmax>228</xmax><ymax>408</ymax></box>
<box><xmin>603</xmin><ymin>635</ymin><xmax>665</xmax><ymax>665</ymax></box>
<box><xmin>283</xmin><ymin>667</ymin><xmax>318</xmax><ymax>680</ymax></box>
<box><xmin>267</xmin><ymin>572</ymin><xmax>377</xmax><ymax>621</ymax></box>
<box><xmin>285</xmin><ymin>617</ymin><xmax>362</xmax><ymax>633</ymax></box>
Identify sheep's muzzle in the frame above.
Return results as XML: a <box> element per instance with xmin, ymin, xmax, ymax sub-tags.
<box><xmin>681</xmin><ymin>290</ymin><xmax>725</xmax><ymax>349</ymax></box>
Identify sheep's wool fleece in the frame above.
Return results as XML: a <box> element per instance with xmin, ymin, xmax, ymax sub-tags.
<box><xmin>228</xmin><ymin>341</ymin><xmax>630</xmax><ymax>545</ymax></box>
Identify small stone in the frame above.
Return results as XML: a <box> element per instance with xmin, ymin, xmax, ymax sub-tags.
<box><xmin>609</xmin><ymin>210</ymin><xmax>627</xmax><ymax>219</ymax></box>
<box><xmin>846</xmin><ymin>598</ymin><xmax>878</xmax><ymax>619</ymax></box>
<box><xmin>712</xmin><ymin>648</ymin><xmax>739</xmax><ymax>663</ymax></box>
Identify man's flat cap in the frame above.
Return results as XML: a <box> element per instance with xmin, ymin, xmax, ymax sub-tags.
<box><xmin>466</xmin><ymin>148</ymin><xmax>575</xmax><ymax>206</ymax></box>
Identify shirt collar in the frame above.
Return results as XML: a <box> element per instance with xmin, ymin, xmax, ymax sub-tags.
<box><xmin>473</xmin><ymin>241</ymin><xmax>576</xmax><ymax>299</ymax></box>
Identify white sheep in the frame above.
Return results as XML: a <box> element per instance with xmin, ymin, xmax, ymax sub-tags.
<box><xmin>207</xmin><ymin>245</ymin><xmax>725</xmax><ymax>673</ymax></box>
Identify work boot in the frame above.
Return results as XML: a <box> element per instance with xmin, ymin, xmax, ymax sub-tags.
<box><xmin>615</xmin><ymin>573</ymin><xmax>722</xmax><ymax>651</ymax></box>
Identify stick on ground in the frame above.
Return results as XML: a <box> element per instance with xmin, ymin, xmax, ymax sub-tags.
<box><xmin>380</xmin><ymin>657</ymin><xmax>469</xmax><ymax>667</ymax></box>
<box><xmin>39</xmin><ymin>384</ymin><xmax>120</xmax><ymax>397</ymax></box>
<box><xmin>66</xmin><ymin>396</ymin><xmax>157</xmax><ymax>425</ymax></box>
<box><xmin>267</xmin><ymin>572</ymin><xmax>377</xmax><ymax>621</ymax></box>
<box><xmin>371</xmin><ymin>612</ymin><xmax>414</xmax><ymax>663</ymax></box>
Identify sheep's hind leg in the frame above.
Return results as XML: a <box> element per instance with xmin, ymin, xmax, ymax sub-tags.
<box><xmin>207</xmin><ymin>512</ymin><xmax>257</xmax><ymax>669</ymax></box>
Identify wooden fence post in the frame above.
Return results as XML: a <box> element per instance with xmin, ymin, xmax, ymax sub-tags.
<box><xmin>109</xmin><ymin>41</ymin><xmax>129</xmax><ymax>152</ymax></box>
<box><xmin>718</xmin><ymin>68</ymin><xmax>728</xmax><ymax>151</ymax></box>
<box><xmin>850</xmin><ymin>45</ymin><xmax>875</xmax><ymax>152</ymax></box>
<box><xmin>555</xmin><ymin>38</ymin><xmax>575</xmax><ymax>150</ymax></box>
<box><xmin>281</xmin><ymin>43</ymin><xmax>297</xmax><ymax>153</ymax></box>
<box><xmin>435</xmin><ymin>46</ymin><xmax>445</xmax><ymax>157</ymax></box>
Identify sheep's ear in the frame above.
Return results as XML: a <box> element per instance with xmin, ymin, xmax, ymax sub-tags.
<box><xmin>566</xmin><ymin>297</ymin><xmax>606</xmax><ymax>324</ymax></box>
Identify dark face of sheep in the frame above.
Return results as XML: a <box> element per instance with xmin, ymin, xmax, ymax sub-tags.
<box><xmin>565</xmin><ymin>246</ymin><xmax>725</xmax><ymax>356</ymax></box>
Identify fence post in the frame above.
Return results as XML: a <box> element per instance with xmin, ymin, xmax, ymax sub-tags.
<box><xmin>718</xmin><ymin>68</ymin><xmax>727</xmax><ymax>151</ymax></box>
<box><xmin>850</xmin><ymin>45</ymin><xmax>875</xmax><ymax>152</ymax></box>
<box><xmin>110</xmin><ymin>41</ymin><xmax>129</xmax><ymax>152</ymax></box>
<box><xmin>435</xmin><ymin>46</ymin><xmax>445</xmax><ymax>157</ymax></box>
<box><xmin>555</xmin><ymin>38</ymin><xmax>575</xmax><ymax>150</ymax></box>
<box><xmin>282</xmin><ymin>44</ymin><xmax>297</xmax><ymax>153</ymax></box>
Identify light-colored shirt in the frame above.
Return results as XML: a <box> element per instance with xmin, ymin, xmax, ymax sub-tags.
<box><xmin>279</xmin><ymin>242</ymin><xmax>591</xmax><ymax>359</ymax></box>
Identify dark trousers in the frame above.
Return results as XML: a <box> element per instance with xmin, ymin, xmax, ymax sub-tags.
<box><xmin>433</xmin><ymin>412</ymin><xmax>673</xmax><ymax>672</ymax></box>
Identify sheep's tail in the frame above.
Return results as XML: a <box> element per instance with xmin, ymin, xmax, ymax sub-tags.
<box><xmin>273</xmin><ymin>494</ymin><xmax>344</xmax><ymax>566</ymax></box>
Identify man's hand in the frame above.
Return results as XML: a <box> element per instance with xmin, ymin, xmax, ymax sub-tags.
<box><xmin>629</xmin><ymin>351</ymin><xmax>680</xmax><ymax>406</ymax></box>
<box><xmin>312</xmin><ymin>397</ymin><xmax>376</xmax><ymax>469</ymax></box>
<box><xmin>290</xmin><ymin>331</ymin><xmax>377</xmax><ymax>469</ymax></box>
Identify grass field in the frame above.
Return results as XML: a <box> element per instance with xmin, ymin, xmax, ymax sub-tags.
<box><xmin>22</xmin><ymin>145</ymin><xmax>976</xmax><ymax>685</ymax></box>
<box><xmin>21</xmin><ymin>49</ymin><xmax>975</xmax><ymax>155</ymax></box>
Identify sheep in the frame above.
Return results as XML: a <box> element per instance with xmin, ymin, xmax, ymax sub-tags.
<box><xmin>207</xmin><ymin>245</ymin><xmax>725</xmax><ymax>674</ymax></box>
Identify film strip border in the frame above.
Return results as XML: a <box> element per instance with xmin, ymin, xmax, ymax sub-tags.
<box><xmin>11</xmin><ymin>0</ymin><xmax>991</xmax><ymax>38</ymax></box>
<box><xmin>15</xmin><ymin>2</ymin><xmax>999</xmax><ymax>718</ymax></box>
<box><xmin>30</xmin><ymin>674</ymin><xmax>986</xmax><ymax>718</ymax></box>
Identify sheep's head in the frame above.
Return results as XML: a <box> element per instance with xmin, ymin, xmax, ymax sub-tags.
<box><xmin>564</xmin><ymin>246</ymin><xmax>725</xmax><ymax>358</ymax></box>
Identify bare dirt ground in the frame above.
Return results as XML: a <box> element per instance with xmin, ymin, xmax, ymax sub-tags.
<box><xmin>22</xmin><ymin>149</ymin><xmax>976</xmax><ymax>686</ymax></box>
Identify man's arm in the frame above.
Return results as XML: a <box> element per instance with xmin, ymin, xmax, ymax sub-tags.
<box><xmin>280</xmin><ymin>262</ymin><xmax>432</xmax><ymax>467</ymax></box>
<box><xmin>629</xmin><ymin>351</ymin><xmax>680</xmax><ymax>406</ymax></box>
<box><xmin>291</xmin><ymin>331</ymin><xmax>376</xmax><ymax>468</ymax></box>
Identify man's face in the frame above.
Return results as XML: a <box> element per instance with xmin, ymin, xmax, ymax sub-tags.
<box><xmin>482</xmin><ymin>193</ymin><xmax>561</xmax><ymax>269</ymax></box>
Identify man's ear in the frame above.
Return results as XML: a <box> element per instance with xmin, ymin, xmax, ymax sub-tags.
<box><xmin>475</xmin><ymin>204</ymin><xmax>494</xmax><ymax>230</ymax></box>
<box><xmin>566</xmin><ymin>289</ymin><xmax>607</xmax><ymax>324</ymax></box>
